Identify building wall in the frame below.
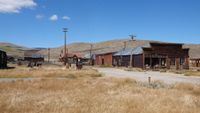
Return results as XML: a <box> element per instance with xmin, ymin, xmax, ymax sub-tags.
<box><xmin>96</xmin><ymin>53</ymin><xmax>113</xmax><ymax>66</ymax></box>
<box><xmin>113</xmin><ymin>55</ymin><xmax>131</xmax><ymax>67</ymax></box>
<box><xmin>143</xmin><ymin>44</ymin><xmax>189</xmax><ymax>70</ymax></box>
<box><xmin>190</xmin><ymin>59</ymin><xmax>200</xmax><ymax>67</ymax></box>
<box><xmin>0</xmin><ymin>50</ymin><xmax>7</xmax><ymax>69</ymax></box>
<box><xmin>133</xmin><ymin>54</ymin><xmax>144</xmax><ymax>68</ymax></box>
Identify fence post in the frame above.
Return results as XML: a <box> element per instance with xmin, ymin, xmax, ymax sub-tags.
<box><xmin>148</xmin><ymin>77</ymin><xmax>151</xmax><ymax>84</ymax></box>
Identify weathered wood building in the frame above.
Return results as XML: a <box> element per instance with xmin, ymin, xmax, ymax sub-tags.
<box><xmin>0</xmin><ymin>50</ymin><xmax>7</xmax><ymax>69</ymax></box>
<box><xmin>113</xmin><ymin>42</ymin><xmax>189</xmax><ymax>70</ymax></box>
<box><xmin>96</xmin><ymin>52</ymin><xmax>115</xmax><ymax>66</ymax></box>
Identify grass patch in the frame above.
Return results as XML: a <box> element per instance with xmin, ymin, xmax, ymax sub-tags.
<box><xmin>0</xmin><ymin>68</ymin><xmax>101</xmax><ymax>78</ymax></box>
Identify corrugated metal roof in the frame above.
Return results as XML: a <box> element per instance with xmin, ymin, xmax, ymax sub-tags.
<box><xmin>113</xmin><ymin>44</ymin><xmax>150</xmax><ymax>56</ymax></box>
<box><xmin>83</xmin><ymin>53</ymin><xmax>96</xmax><ymax>59</ymax></box>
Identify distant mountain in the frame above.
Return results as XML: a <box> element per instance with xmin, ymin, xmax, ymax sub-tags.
<box><xmin>1</xmin><ymin>39</ymin><xmax>200</xmax><ymax>60</ymax></box>
<box><xmin>0</xmin><ymin>42</ymin><xmax>28</xmax><ymax>58</ymax></box>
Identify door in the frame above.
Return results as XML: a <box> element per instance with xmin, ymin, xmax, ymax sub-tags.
<box><xmin>102</xmin><ymin>58</ymin><xmax>104</xmax><ymax>65</ymax></box>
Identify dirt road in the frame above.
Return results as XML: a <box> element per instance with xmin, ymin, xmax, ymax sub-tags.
<box><xmin>95</xmin><ymin>68</ymin><xmax>200</xmax><ymax>85</ymax></box>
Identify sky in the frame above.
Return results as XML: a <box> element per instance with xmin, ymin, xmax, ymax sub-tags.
<box><xmin>0</xmin><ymin>0</ymin><xmax>200</xmax><ymax>48</ymax></box>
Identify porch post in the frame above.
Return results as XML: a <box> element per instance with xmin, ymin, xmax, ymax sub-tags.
<box><xmin>166</xmin><ymin>57</ymin><xmax>170</xmax><ymax>69</ymax></box>
<box><xmin>159</xmin><ymin>58</ymin><xmax>161</xmax><ymax>68</ymax></box>
<box><xmin>176</xmin><ymin>57</ymin><xmax>180</xmax><ymax>70</ymax></box>
<box><xmin>150</xmin><ymin>55</ymin><xmax>152</xmax><ymax>69</ymax></box>
<box><xmin>185</xmin><ymin>57</ymin><xmax>189</xmax><ymax>69</ymax></box>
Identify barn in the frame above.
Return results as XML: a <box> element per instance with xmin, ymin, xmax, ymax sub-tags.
<box><xmin>113</xmin><ymin>42</ymin><xmax>189</xmax><ymax>70</ymax></box>
<box><xmin>0</xmin><ymin>50</ymin><xmax>7</xmax><ymax>69</ymax></box>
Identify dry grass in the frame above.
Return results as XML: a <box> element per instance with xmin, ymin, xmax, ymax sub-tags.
<box><xmin>184</xmin><ymin>71</ymin><xmax>200</xmax><ymax>76</ymax></box>
<box><xmin>169</xmin><ymin>69</ymin><xmax>200</xmax><ymax>76</ymax></box>
<box><xmin>0</xmin><ymin>68</ymin><xmax>200</xmax><ymax>113</ymax></box>
<box><xmin>0</xmin><ymin>67</ymin><xmax>101</xmax><ymax>78</ymax></box>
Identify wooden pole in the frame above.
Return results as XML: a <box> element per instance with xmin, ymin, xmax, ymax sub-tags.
<box><xmin>90</xmin><ymin>44</ymin><xmax>93</xmax><ymax>65</ymax></box>
<box><xmin>48</xmin><ymin>48</ymin><xmax>50</xmax><ymax>63</ymax></box>
<box><xmin>63</xmin><ymin>28</ymin><xmax>68</xmax><ymax>65</ymax></box>
<box><xmin>129</xmin><ymin>35</ymin><xmax>136</xmax><ymax>68</ymax></box>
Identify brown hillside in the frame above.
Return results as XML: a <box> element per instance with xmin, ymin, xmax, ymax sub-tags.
<box><xmin>0</xmin><ymin>42</ymin><xmax>27</xmax><ymax>58</ymax></box>
<box><xmin>1</xmin><ymin>40</ymin><xmax>200</xmax><ymax>60</ymax></box>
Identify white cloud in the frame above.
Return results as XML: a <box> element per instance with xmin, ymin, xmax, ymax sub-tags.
<box><xmin>0</xmin><ymin>0</ymin><xmax>37</xmax><ymax>13</ymax></box>
<box><xmin>62</xmin><ymin>16</ymin><xmax>70</xmax><ymax>20</ymax></box>
<box><xmin>36</xmin><ymin>14</ymin><xmax>44</xmax><ymax>19</ymax></box>
<box><xmin>49</xmin><ymin>14</ymin><xmax>58</xmax><ymax>21</ymax></box>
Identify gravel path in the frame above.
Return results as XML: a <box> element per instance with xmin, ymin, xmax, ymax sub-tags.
<box><xmin>95</xmin><ymin>68</ymin><xmax>200</xmax><ymax>85</ymax></box>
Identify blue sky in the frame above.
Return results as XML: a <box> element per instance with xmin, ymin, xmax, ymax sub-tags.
<box><xmin>0</xmin><ymin>0</ymin><xmax>200</xmax><ymax>48</ymax></box>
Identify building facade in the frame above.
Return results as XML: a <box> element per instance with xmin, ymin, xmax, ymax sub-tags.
<box><xmin>0</xmin><ymin>50</ymin><xmax>7</xmax><ymax>69</ymax></box>
<box><xmin>113</xmin><ymin>42</ymin><xmax>189</xmax><ymax>70</ymax></box>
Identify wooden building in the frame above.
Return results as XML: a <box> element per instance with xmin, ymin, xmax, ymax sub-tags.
<box><xmin>190</xmin><ymin>58</ymin><xmax>200</xmax><ymax>67</ymax></box>
<box><xmin>96</xmin><ymin>52</ymin><xmax>115</xmax><ymax>66</ymax></box>
<box><xmin>113</xmin><ymin>42</ymin><xmax>189</xmax><ymax>70</ymax></box>
<box><xmin>67</xmin><ymin>53</ymin><xmax>83</xmax><ymax>64</ymax></box>
<box><xmin>24</xmin><ymin>49</ymin><xmax>44</xmax><ymax>66</ymax></box>
<box><xmin>0</xmin><ymin>50</ymin><xmax>7</xmax><ymax>69</ymax></box>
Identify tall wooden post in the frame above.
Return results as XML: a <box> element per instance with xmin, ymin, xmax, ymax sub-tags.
<box><xmin>129</xmin><ymin>35</ymin><xmax>136</xmax><ymax>68</ymax></box>
<box><xmin>90</xmin><ymin>44</ymin><xmax>93</xmax><ymax>65</ymax></box>
<box><xmin>159</xmin><ymin>58</ymin><xmax>161</xmax><ymax>68</ymax></box>
<box><xmin>150</xmin><ymin>55</ymin><xmax>152</xmax><ymax>69</ymax></box>
<box><xmin>166</xmin><ymin>57</ymin><xmax>170</xmax><ymax>69</ymax></box>
<box><xmin>176</xmin><ymin>57</ymin><xmax>180</xmax><ymax>70</ymax></box>
<box><xmin>48</xmin><ymin>48</ymin><xmax>50</xmax><ymax>63</ymax></box>
<box><xmin>185</xmin><ymin>57</ymin><xmax>189</xmax><ymax>69</ymax></box>
<box><xmin>63</xmin><ymin>28</ymin><xmax>68</xmax><ymax>65</ymax></box>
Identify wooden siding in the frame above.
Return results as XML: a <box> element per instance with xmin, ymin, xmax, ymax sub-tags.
<box><xmin>133</xmin><ymin>54</ymin><xmax>144</xmax><ymax>68</ymax></box>
<box><xmin>113</xmin><ymin>55</ymin><xmax>132</xmax><ymax>67</ymax></box>
<box><xmin>96</xmin><ymin>53</ymin><xmax>113</xmax><ymax>66</ymax></box>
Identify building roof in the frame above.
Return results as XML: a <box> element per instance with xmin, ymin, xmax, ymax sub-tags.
<box><xmin>67</xmin><ymin>53</ymin><xmax>84</xmax><ymax>58</ymax></box>
<box><xmin>149</xmin><ymin>41</ymin><xmax>184</xmax><ymax>46</ymax></box>
<box><xmin>113</xmin><ymin>47</ymin><xmax>143</xmax><ymax>56</ymax></box>
<box><xmin>113</xmin><ymin>44</ymin><xmax>151</xmax><ymax>56</ymax></box>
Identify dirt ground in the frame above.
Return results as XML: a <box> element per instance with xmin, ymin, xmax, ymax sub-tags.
<box><xmin>95</xmin><ymin>67</ymin><xmax>200</xmax><ymax>85</ymax></box>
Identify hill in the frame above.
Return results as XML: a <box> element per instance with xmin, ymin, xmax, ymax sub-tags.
<box><xmin>38</xmin><ymin>39</ymin><xmax>151</xmax><ymax>60</ymax></box>
<box><xmin>0</xmin><ymin>42</ymin><xmax>27</xmax><ymax>58</ymax></box>
<box><xmin>1</xmin><ymin>39</ymin><xmax>200</xmax><ymax>60</ymax></box>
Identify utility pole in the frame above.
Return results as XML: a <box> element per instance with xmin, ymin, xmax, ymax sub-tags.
<box><xmin>48</xmin><ymin>48</ymin><xmax>50</xmax><ymax>63</ymax></box>
<box><xmin>129</xmin><ymin>34</ymin><xmax>136</xmax><ymax>68</ymax></box>
<box><xmin>123</xmin><ymin>41</ymin><xmax>127</xmax><ymax>49</ymax></box>
<box><xmin>120</xmin><ymin>41</ymin><xmax>127</xmax><ymax>66</ymax></box>
<box><xmin>89</xmin><ymin>44</ymin><xmax>93</xmax><ymax>65</ymax></box>
<box><xmin>63</xmin><ymin>28</ymin><xmax>68</xmax><ymax>65</ymax></box>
